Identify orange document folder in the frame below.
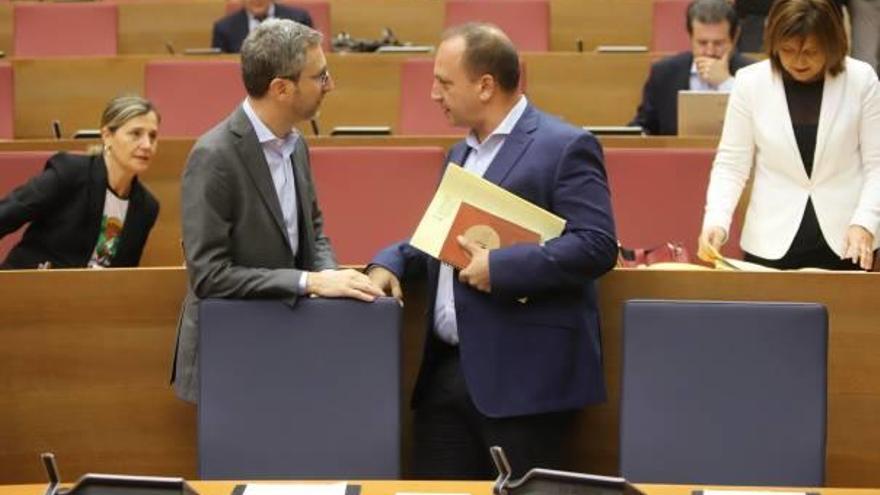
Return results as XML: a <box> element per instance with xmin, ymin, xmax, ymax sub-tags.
<box><xmin>438</xmin><ymin>202</ymin><xmax>542</xmax><ymax>269</ymax></box>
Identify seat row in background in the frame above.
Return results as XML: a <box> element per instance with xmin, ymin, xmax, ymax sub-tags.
<box><xmin>0</xmin><ymin>146</ymin><xmax>743</xmax><ymax>268</ymax></box>
<box><xmin>0</xmin><ymin>52</ymin><xmax>653</xmax><ymax>139</ymax></box>
<box><xmin>0</xmin><ymin>0</ymin><xmax>693</xmax><ymax>58</ymax></box>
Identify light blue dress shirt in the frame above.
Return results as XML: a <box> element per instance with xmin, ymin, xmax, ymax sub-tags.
<box><xmin>433</xmin><ymin>95</ymin><xmax>529</xmax><ymax>345</ymax></box>
<box><xmin>242</xmin><ymin>98</ymin><xmax>308</xmax><ymax>293</ymax></box>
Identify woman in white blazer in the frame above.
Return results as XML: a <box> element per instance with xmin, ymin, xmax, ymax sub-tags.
<box><xmin>699</xmin><ymin>0</ymin><xmax>880</xmax><ymax>270</ymax></box>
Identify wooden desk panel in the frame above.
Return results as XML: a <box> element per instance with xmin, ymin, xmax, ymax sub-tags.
<box><xmin>13</xmin><ymin>56</ymin><xmax>149</xmax><ymax>139</ymax></box>
<box><xmin>0</xmin><ymin>268</ymin><xmax>193</xmax><ymax>484</ymax></box>
<box><xmin>550</xmin><ymin>0</ymin><xmax>652</xmax><ymax>51</ymax></box>
<box><xmin>0</xmin><ymin>4</ymin><xmax>11</xmax><ymax>56</ymax></box>
<box><xmin>117</xmin><ymin>1</ymin><xmax>225</xmax><ymax>55</ymax></box>
<box><xmin>3</xmin><ymin>270</ymin><xmax>880</xmax><ymax>485</ymax></box>
<box><xmin>329</xmin><ymin>0</ymin><xmax>444</xmax><ymax>48</ymax></box>
<box><xmin>523</xmin><ymin>52</ymin><xmax>650</xmax><ymax>126</ymax></box>
<box><xmin>590</xmin><ymin>269</ymin><xmax>880</xmax><ymax>486</ymax></box>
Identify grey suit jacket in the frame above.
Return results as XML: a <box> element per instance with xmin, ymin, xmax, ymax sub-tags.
<box><xmin>172</xmin><ymin>106</ymin><xmax>337</xmax><ymax>402</ymax></box>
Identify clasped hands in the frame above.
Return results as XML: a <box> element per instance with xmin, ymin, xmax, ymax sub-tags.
<box><xmin>368</xmin><ymin>235</ymin><xmax>492</xmax><ymax>302</ymax></box>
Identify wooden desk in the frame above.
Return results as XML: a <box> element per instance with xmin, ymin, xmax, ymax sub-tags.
<box><xmin>2</xmin><ymin>269</ymin><xmax>880</xmax><ymax>486</ymax></box>
<box><xmin>0</xmin><ymin>482</ymin><xmax>878</xmax><ymax>495</ymax></box>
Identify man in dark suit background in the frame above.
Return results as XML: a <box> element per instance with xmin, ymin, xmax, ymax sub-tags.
<box><xmin>212</xmin><ymin>0</ymin><xmax>313</xmax><ymax>53</ymax></box>
<box><xmin>368</xmin><ymin>23</ymin><xmax>618</xmax><ymax>479</ymax></box>
<box><xmin>630</xmin><ymin>0</ymin><xmax>753</xmax><ymax>135</ymax></box>
<box><xmin>173</xmin><ymin>19</ymin><xmax>382</xmax><ymax>403</ymax></box>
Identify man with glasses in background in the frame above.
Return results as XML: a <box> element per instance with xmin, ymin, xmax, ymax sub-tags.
<box><xmin>172</xmin><ymin>19</ymin><xmax>382</xmax><ymax>403</ymax></box>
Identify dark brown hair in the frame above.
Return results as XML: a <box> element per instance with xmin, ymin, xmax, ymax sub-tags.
<box><xmin>441</xmin><ymin>22</ymin><xmax>520</xmax><ymax>93</ymax></box>
<box><xmin>765</xmin><ymin>0</ymin><xmax>848</xmax><ymax>76</ymax></box>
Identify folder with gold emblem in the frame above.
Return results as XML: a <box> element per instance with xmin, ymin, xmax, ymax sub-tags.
<box><xmin>410</xmin><ymin>164</ymin><xmax>566</xmax><ymax>267</ymax></box>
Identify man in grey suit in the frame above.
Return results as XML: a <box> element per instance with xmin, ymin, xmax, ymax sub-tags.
<box><xmin>172</xmin><ymin>19</ymin><xmax>383</xmax><ymax>403</ymax></box>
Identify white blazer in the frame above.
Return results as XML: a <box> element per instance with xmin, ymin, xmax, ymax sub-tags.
<box><xmin>703</xmin><ymin>57</ymin><xmax>880</xmax><ymax>259</ymax></box>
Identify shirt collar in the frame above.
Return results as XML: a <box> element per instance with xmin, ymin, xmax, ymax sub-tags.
<box><xmin>465</xmin><ymin>95</ymin><xmax>528</xmax><ymax>149</ymax></box>
<box><xmin>242</xmin><ymin>98</ymin><xmax>299</xmax><ymax>154</ymax></box>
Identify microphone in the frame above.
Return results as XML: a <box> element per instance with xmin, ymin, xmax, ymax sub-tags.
<box><xmin>310</xmin><ymin>119</ymin><xmax>320</xmax><ymax>136</ymax></box>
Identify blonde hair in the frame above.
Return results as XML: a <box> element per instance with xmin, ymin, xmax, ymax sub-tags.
<box><xmin>89</xmin><ymin>95</ymin><xmax>160</xmax><ymax>155</ymax></box>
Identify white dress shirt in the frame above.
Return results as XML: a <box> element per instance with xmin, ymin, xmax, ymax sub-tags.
<box><xmin>433</xmin><ymin>95</ymin><xmax>528</xmax><ymax>345</ymax></box>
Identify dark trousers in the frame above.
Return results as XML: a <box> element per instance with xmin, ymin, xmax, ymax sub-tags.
<box><xmin>413</xmin><ymin>345</ymin><xmax>576</xmax><ymax>480</ymax></box>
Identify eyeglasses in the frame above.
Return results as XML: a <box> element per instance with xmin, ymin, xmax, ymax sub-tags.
<box><xmin>279</xmin><ymin>69</ymin><xmax>331</xmax><ymax>88</ymax></box>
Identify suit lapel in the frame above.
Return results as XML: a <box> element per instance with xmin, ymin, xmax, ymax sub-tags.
<box><xmin>229</xmin><ymin>107</ymin><xmax>292</xmax><ymax>250</ymax></box>
<box><xmin>291</xmin><ymin>140</ymin><xmax>312</xmax><ymax>266</ymax></box>
<box><xmin>812</xmin><ymin>70</ymin><xmax>845</xmax><ymax>180</ymax></box>
<box><xmin>483</xmin><ymin>105</ymin><xmax>537</xmax><ymax>185</ymax></box>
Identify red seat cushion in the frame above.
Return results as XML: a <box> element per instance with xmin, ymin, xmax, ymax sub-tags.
<box><xmin>145</xmin><ymin>60</ymin><xmax>245</xmax><ymax>138</ymax></box>
<box><xmin>14</xmin><ymin>3</ymin><xmax>117</xmax><ymax>57</ymax></box>
<box><xmin>0</xmin><ymin>152</ymin><xmax>54</xmax><ymax>262</ymax></box>
<box><xmin>605</xmin><ymin>148</ymin><xmax>743</xmax><ymax>259</ymax></box>
<box><xmin>310</xmin><ymin>147</ymin><xmax>445</xmax><ymax>264</ymax></box>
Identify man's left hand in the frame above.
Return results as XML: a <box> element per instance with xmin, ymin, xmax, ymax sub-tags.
<box><xmin>695</xmin><ymin>49</ymin><xmax>732</xmax><ymax>87</ymax></box>
<box><xmin>457</xmin><ymin>235</ymin><xmax>491</xmax><ymax>293</ymax></box>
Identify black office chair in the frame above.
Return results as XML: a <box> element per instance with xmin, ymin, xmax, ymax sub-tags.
<box><xmin>619</xmin><ymin>300</ymin><xmax>827</xmax><ymax>486</ymax></box>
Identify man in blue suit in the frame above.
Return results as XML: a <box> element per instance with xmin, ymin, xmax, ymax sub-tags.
<box><xmin>212</xmin><ymin>0</ymin><xmax>313</xmax><ymax>53</ymax></box>
<box><xmin>368</xmin><ymin>23</ymin><xmax>618</xmax><ymax>479</ymax></box>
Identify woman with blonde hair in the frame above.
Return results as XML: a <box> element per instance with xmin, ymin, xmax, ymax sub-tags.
<box><xmin>699</xmin><ymin>0</ymin><xmax>880</xmax><ymax>270</ymax></box>
<box><xmin>0</xmin><ymin>95</ymin><xmax>161</xmax><ymax>269</ymax></box>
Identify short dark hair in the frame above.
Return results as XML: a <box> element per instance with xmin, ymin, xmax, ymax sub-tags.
<box><xmin>441</xmin><ymin>22</ymin><xmax>520</xmax><ymax>93</ymax></box>
<box><xmin>240</xmin><ymin>18</ymin><xmax>322</xmax><ymax>97</ymax></box>
<box><xmin>765</xmin><ymin>0</ymin><xmax>848</xmax><ymax>76</ymax></box>
<box><xmin>686</xmin><ymin>0</ymin><xmax>739</xmax><ymax>39</ymax></box>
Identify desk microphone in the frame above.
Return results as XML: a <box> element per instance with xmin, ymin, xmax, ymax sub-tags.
<box><xmin>50</xmin><ymin>120</ymin><xmax>62</xmax><ymax>140</ymax></box>
<box><xmin>310</xmin><ymin>118</ymin><xmax>320</xmax><ymax>136</ymax></box>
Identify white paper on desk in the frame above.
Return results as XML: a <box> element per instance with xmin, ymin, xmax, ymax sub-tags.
<box><xmin>243</xmin><ymin>482</ymin><xmax>348</xmax><ymax>495</ymax></box>
<box><xmin>701</xmin><ymin>490</ymin><xmax>808</xmax><ymax>495</ymax></box>
<box><xmin>410</xmin><ymin>164</ymin><xmax>566</xmax><ymax>258</ymax></box>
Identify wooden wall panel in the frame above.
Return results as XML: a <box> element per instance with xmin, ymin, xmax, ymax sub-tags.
<box><xmin>12</xmin><ymin>56</ymin><xmax>148</xmax><ymax>139</ymax></box>
<box><xmin>524</xmin><ymin>52</ymin><xmax>650</xmax><ymax>126</ymax></box>
<box><xmin>117</xmin><ymin>1</ymin><xmax>226</xmax><ymax>55</ymax></box>
<box><xmin>550</xmin><ymin>0</ymin><xmax>652</xmax><ymax>52</ymax></box>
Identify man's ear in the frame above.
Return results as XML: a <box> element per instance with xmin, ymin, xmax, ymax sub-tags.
<box><xmin>478</xmin><ymin>74</ymin><xmax>495</xmax><ymax>102</ymax></box>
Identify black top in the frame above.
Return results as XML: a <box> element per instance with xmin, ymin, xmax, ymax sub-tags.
<box><xmin>0</xmin><ymin>152</ymin><xmax>160</xmax><ymax>269</ymax></box>
<box><xmin>783</xmin><ymin>75</ymin><xmax>824</xmax><ymax>177</ymax></box>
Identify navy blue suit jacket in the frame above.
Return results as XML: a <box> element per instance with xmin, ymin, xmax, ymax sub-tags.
<box><xmin>372</xmin><ymin>104</ymin><xmax>618</xmax><ymax>418</ymax></box>
<box><xmin>211</xmin><ymin>3</ymin><xmax>313</xmax><ymax>53</ymax></box>
<box><xmin>629</xmin><ymin>51</ymin><xmax>754</xmax><ymax>135</ymax></box>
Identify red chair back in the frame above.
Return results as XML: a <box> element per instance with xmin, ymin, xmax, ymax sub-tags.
<box><xmin>14</xmin><ymin>3</ymin><xmax>117</xmax><ymax>57</ymax></box>
<box><xmin>0</xmin><ymin>151</ymin><xmax>54</xmax><ymax>261</ymax></box>
<box><xmin>652</xmin><ymin>0</ymin><xmax>691</xmax><ymax>53</ymax></box>
<box><xmin>145</xmin><ymin>60</ymin><xmax>246</xmax><ymax>138</ymax></box>
<box><xmin>310</xmin><ymin>147</ymin><xmax>444</xmax><ymax>264</ymax></box>
<box><xmin>444</xmin><ymin>0</ymin><xmax>549</xmax><ymax>51</ymax></box>
<box><xmin>605</xmin><ymin>148</ymin><xmax>743</xmax><ymax>259</ymax></box>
